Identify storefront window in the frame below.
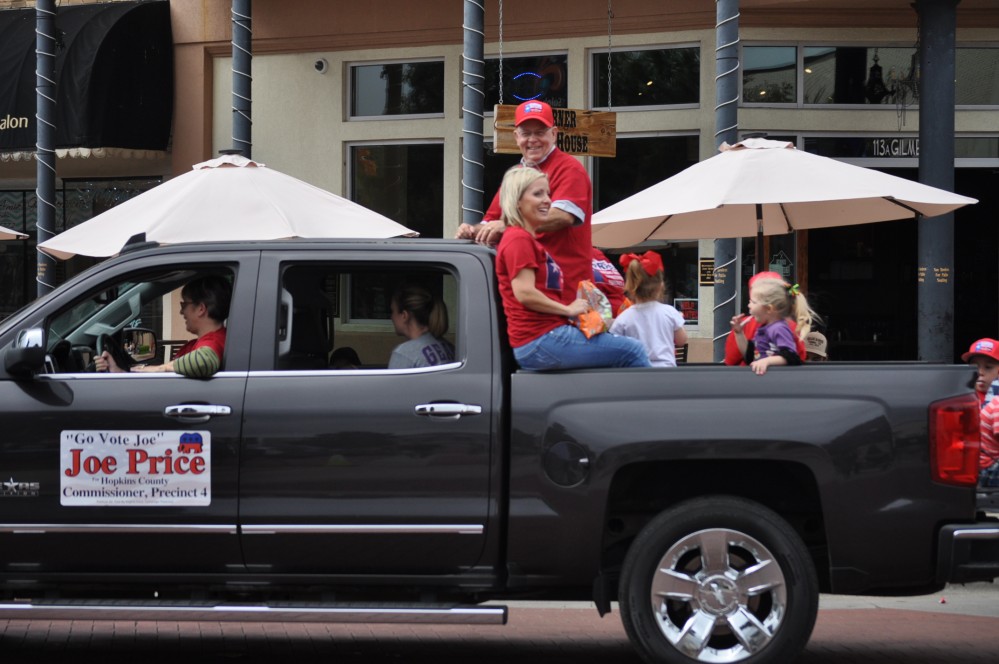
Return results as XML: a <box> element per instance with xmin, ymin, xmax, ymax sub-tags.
<box><xmin>742</xmin><ymin>46</ymin><xmax>797</xmax><ymax>104</ymax></box>
<box><xmin>349</xmin><ymin>60</ymin><xmax>445</xmax><ymax>117</ymax></box>
<box><xmin>956</xmin><ymin>48</ymin><xmax>999</xmax><ymax>106</ymax></box>
<box><xmin>593</xmin><ymin>134</ymin><xmax>698</xmax><ymax>211</ymax></box>
<box><xmin>0</xmin><ymin>179</ymin><xmax>159</xmax><ymax>317</ymax></box>
<box><xmin>601</xmin><ymin>244</ymin><xmax>699</xmax><ymax>323</ymax></box>
<box><xmin>349</xmin><ymin>143</ymin><xmax>444</xmax><ymax>240</ymax></box>
<box><xmin>803</xmin><ymin>46</ymin><xmax>916</xmax><ymax>105</ymax></box>
<box><xmin>484</xmin><ymin>54</ymin><xmax>569</xmax><ymax>110</ymax></box>
<box><xmin>482</xmin><ymin>144</ymin><xmax>522</xmax><ymax>213</ymax></box>
<box><xmin>956</xmin><ymin>136</ymin><xmax>999</xmax><ymax>159</ymax></box>
<box><xmin>591</xmin><ymin>46</ymin><xmax>699</xmax><ymax>108</ymax></box>
<box><xmin>0</xmin><ymin>191</ymin><xmax>31</xmax><ymax>318</ymax></box>
<box><xmin>592</xmin><ymin>134</ymin><xmax>700</xmax><ymax>325</ymax></box>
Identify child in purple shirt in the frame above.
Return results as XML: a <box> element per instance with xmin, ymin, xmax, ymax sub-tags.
<box><xmin>745</xmin><ymin>277</ymin><xmax>820</xmax><ymax>375</ymax></box>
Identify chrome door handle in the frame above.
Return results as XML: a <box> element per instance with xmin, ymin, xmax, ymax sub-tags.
<box><xmin>415</xmin><ymin>403</ymin><xmax>482</xmax><ymax>419</ymax></box>
<box><xmin>165</xmin><ymin>404</ymin><xmax>232</xmax><ymax>423</ymax></box>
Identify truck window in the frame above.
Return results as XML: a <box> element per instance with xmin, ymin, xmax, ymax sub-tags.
<box><xmin>276</xmin><ymin>264</ymin><xmax>459</xmax><ymax>370</ymax></box>
<box><xmin>44</xmin><ymin>266</ymin><xmax>236</xmax><ymax>374</ymax></box>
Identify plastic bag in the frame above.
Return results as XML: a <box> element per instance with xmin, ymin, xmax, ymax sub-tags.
<box><xmin>572</xmin><ymin>279</ymin><xmax>613</xmax><ymax>339</ymax></box>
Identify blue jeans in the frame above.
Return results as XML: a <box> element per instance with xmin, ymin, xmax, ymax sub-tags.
<box><xmin>514</xmin><ymin>325</ymin><xmax>651</xmax><ymax>370</ymax></box>
<box><xmin>981</xmin><ymin>461</ymin><xmax>999</xmax><ymax>489</ymax></box>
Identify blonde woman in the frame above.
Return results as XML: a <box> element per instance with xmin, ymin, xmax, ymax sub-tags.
<box><xmin>494</xmin><ymin>167</ymin><xmax>649</xmax><ymax>370</ymax></box>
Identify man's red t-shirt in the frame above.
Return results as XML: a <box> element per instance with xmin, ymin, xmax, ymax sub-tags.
<box><xmin>496</xmin><ymin>226</ymin><xmax>569</xmax><ymax>348</ymax></box>
<box><xmin>484</xmin><ymin>148</ymin><xmax>592</xmax><ymax>296</ymax></box>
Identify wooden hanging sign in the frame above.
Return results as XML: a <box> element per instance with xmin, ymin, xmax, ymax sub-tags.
<box><xmin>492</xmin><ymin>104</ymin><xmax>617</xmax><ymax>158</ymax></box>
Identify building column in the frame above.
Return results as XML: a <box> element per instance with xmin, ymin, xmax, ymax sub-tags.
<box><xmin>916</xmin><ymin>0</ymin><xmax>959</xmax><ymax>362</ymax></box>
<box><xmin>713</xmin><ymin>0</ymin><xmax>740</xmax><ymax>362</ymax></box>
<box><xmin>35</xmin><ymin>0</ymin><xmax>56</xmax><ymax>296</ymax></box>
<box><xmin>232</xmin><ymin>0</ymin><xmax>252</xmax><ymax>158</ymax></box>
<box><xmin>460</xmin><ymin>0</ymin><xmax>485</xmax><ymax>226</ymax></box>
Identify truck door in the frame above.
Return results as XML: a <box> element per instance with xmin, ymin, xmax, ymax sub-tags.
<box><xmin>0</xmin><ymin>253</ymin><xmax>257</xmax><ymax>575</ymax></box>
<box><xmin>239</xmin><ymin>251</ymin><xmax>499</xmax><ymax>576</ymax></box>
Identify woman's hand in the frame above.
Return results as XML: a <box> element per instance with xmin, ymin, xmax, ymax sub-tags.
<box><xmin>511</xmin><ymin>269</ymin><xmax>586</xmax><ymax>318</ymax></box>
<box><xmin>565</xmin><ymin>298</ymin><xmax>590</xmax><ymax>317</ymax></box>
<box><xmin>95</xmin><ymin>350</ymin><xmax>123</xmax><ymax>373</ymax></box>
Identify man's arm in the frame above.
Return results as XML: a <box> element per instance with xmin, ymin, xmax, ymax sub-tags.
<box><xmin>533</xmin><ymin>207</ymin><xmax>578</xmax><ymax>234</ymax></box>
<box><xmin>455</xmin><ymin>188</ymin><xmax>506</xmax><ymax>245</ymax></box>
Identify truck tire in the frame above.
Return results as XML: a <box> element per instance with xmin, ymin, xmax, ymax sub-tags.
<box><xmin>618</xmin><ymin>496</ymin><xmax>818</xmax><ymax>664</ymax></box>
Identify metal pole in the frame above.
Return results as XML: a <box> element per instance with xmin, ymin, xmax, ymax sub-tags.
<box><xmin>460</xmin><ymin>0</ymin><xmax>485</xmax><ymax>225</ymax></box>
<box><xmin>232</xmin><ymin>0</ymin><xmax>252</xmax><ymax>158</ymax></box>
<box><xmin>916</xmin><ymin>0</ymin><xmax>959</xmax><ymax>362</ymax></box>
<box><xmin>713</xmin><ymin>0</ymin><xmax>740</xmax><ymax>361</ymax></box>
<box><xmin>35</xmin><ymin>0</ymin><xmax>56</xmax><ymax>297</ymax></box>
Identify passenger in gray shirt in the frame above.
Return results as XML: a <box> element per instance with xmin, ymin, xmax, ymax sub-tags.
<box><xmin>388</xmin><ymin>285</ymin><xmax>455</xmax><ymax>369</ymax></box>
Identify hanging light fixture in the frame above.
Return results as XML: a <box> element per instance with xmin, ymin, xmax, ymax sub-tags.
<box><xmin>865</xmin><ymin>49</ymin><xmax>889</xmax><ymax>104</ymax></box>
<box><xmin>887</xmin><ymin>9</ymin><xmax>921</xmax><ymax>127</ymax></box>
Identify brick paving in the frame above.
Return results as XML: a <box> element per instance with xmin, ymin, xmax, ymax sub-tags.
<box><xmin>1</xmin><ymin>605</ymin><xmax>996</xmax><ymax>663</ymax></box>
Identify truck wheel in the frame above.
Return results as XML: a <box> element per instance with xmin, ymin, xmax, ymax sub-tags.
<box><xmin>618</xmin><ymin>496</ymin><xmax>818</xmax><ymax>664</ymax></box>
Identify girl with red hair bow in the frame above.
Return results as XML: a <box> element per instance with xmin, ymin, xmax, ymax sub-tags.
<box><xmin>609</xmin><ymin>251</ymin><xmax>688</xmax><ymax>367</ymax></box>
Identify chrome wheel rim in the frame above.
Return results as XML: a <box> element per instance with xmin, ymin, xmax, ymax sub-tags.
<box><xmin>649</xmin><ymin>527</ymin><xmax>787</xmax><ymax>663</ymax></box>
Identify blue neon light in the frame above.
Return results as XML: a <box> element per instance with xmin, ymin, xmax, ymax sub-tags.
<box><xmin>512</xmin><ymin>71</ymin><xmax>543</xmax><ymax>101</ymax></box>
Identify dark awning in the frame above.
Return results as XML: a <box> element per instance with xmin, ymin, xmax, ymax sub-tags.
<box><xmin>0</xmin><ymin>1</ymin><xmax>172</xmax><ymax>153</ymax></box>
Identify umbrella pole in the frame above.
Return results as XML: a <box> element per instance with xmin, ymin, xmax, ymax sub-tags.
<box><xmin>755</xmin><ymin>203</ymin><xmax>764</xmax><ymax>275</ymax></box>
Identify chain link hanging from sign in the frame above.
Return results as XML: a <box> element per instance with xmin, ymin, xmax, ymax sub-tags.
<box><xmin>607</xmin><ymin>0</ymin><xmax>613</xmax><ymax>109</ymax></box>
<box><xmin>497</xmin><ymin>0</ymin><xmax>504</xmax><ymax>105</ymax></box>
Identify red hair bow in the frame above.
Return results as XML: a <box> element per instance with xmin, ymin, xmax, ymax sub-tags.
<box><xmin>620</xmin><ymin>250</ymin><xmax>664</xmax><ymax>276</ymax></box>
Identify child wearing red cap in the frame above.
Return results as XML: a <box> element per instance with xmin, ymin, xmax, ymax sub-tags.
<box><xmin>961</xmin><ymin>338</ymin><xmax>999</xmax><ymax>407</ymax></box>
<box><xmin>962</xmin><ymin>338</ymin><xmax>999</xmax><ymax>486</ymax></box>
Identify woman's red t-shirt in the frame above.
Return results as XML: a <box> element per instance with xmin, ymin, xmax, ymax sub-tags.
<box><xmin>496</xmin><ymin>226</ymin><xmax>569</xmax><ymax>348</ymax></box>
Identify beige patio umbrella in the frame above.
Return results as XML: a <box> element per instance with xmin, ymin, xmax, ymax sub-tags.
<box><xmin>0</xmin><ymin>225</ymin><xmax>27</xmax><ymax>240</ymax></box>
<box><xmin>592</xmin><ymin>138</ymin><xmax>978</xmax><ymax>250</ymax></box>
<box><xmin>38</xmin><ymin>153</ymin><xmax>418</xmax><ymax>260</ymax></box>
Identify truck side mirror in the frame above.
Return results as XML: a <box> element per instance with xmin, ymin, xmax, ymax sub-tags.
<box><xmin>4</xmin><ymin>328</ymin><xmax>47</xmax><ymax>379</ymax></box>
<box><xmin>123</xmin><ymin>327</ymin><xmax>158</xmax><ymax>363</ymax></box>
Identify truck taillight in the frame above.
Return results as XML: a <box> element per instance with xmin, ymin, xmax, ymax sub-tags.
<box><xmin>930</xmin><ymin>394</ymin><xmax>980</xmax><ymax>487</ymax></box>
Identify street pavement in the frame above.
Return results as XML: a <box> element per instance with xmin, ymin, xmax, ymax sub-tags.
<box><xmin>0</xmin><ymin>583</ymin><xmax>997</xmax><ymax>663</ymax></box>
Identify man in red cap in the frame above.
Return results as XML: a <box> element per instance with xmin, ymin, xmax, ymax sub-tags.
<box><xmin>724</xmin><ymin>271</ymin><xmax>807</xmax><ymax>365</ymax></box>
<box><xmin>456</xmin><ymin>100</ymin><xmax>593</xmax><ymax>298</ymax></box>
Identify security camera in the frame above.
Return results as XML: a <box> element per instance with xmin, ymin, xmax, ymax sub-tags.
<box><xmin>314</xmin><ymin>58</ymin><xmax>329</xmax><ymax>74</ymax></box>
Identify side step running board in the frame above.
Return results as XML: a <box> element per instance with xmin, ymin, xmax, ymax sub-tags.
<box><xmin>0</xmin><ymin>600</ymin><xmax>508</xmax><ymax>625</ymax></box>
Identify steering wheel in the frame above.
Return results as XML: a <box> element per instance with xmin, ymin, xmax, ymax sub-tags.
<box><xmin>96</xmin><ymin>333</ymin><xmax>133</xmax><ymax>372</ymax></box>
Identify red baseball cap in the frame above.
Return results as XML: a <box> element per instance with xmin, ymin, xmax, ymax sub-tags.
<box><xmin>962</xmin><ymin>338</ymin><xmax>999</xmax><ymax>363</ymax></box>
<box><xmin>748</xmin><ymin>271</ymin><xmax>786</xmax><ymax>287</ymax></box>
<box><xmin>515</xmin><ymin>100</ymin><xmax>554</xmax><ymax>127</ymax></box>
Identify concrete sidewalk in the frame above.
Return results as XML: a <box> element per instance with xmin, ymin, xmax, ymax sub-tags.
<box><xmin>819</xmin><ymin>581</ymin><xmax>999</xmax><ymax>618</ymax></box>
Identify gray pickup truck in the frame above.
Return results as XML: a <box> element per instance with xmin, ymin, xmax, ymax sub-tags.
<box><xmin>1</xmin><ymin>239</ymin><xmax>996</xmax><ymax>664</ymax></box>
